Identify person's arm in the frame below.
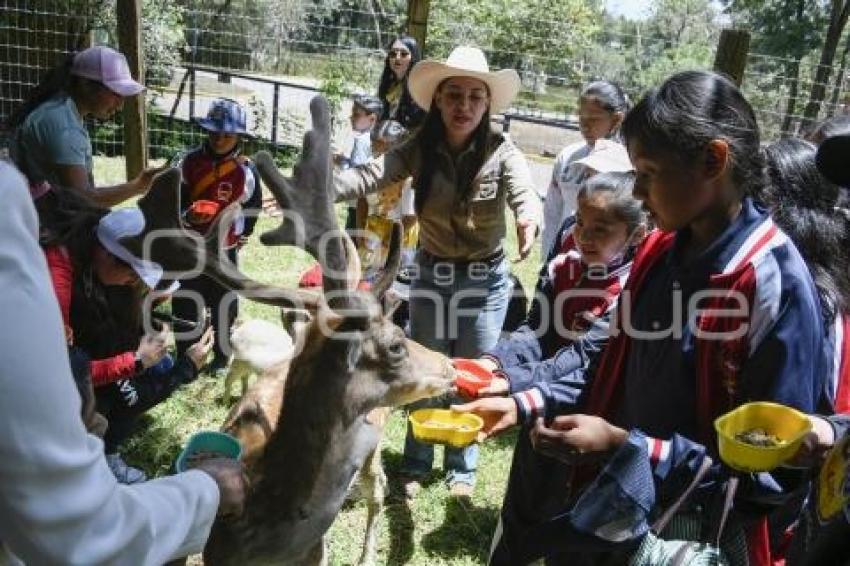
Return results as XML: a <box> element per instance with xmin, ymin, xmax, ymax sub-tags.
<box><xmin>533</xmin><ymin>254</ymin><xmax>827</xmax><ymax>513</ymax></box>
<box><xmin>240</xmin><ymin>162</ymin><xmax>263</xmax><ymax>237</ymax></box>
<box><xmin>0</xmin><ymin>163</ymin><xmax>220</xmax><ymax>565</ymax></box>
<box><xmin>54</xmin><ymin>163</ymin><xmax>161</xmax><ymax>208</ymax></box>
<box><xmin>334</xmin><ymin>139</ymin><xmax>416</xmax><ymax>201</ymax></box>
<box><xmin>500</xmin><ymin>142</ymin><xmax>542</xmax><ymax>259</ymax></box>
<box><xmin>540</xmin><ymin>156</ymin><xmax>566</xmax><ymax>256</ymax></box>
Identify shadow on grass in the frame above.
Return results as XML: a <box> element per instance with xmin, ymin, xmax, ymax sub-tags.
<box><xmin>419</xmin><ymin>496</ymin><xmax>500</xmax><ymax>562</ymax></box>
<box><xmin>490</xmin><ymin>427</ymin><xmax>520</xmax><ymax>450</ymax></box>
<box><xmin>381</xmin><ymin>448</ymin><xmax>418</xmax><ymax>565</ymax></box>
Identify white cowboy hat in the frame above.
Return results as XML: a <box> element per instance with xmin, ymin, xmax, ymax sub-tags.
<box><xmin>408</xmin><ymin>46</ymin><xmax>521</xmax><ymax>114</ymax></box>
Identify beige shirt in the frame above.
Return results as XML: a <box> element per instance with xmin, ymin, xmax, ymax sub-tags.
<box><xmin>335</xmin><ymin>133</ymin><xmax>542</xmax><ymax>261</ymax></box>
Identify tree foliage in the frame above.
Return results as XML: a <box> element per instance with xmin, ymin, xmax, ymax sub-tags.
<box><xmin>428</xmin><ymin>0</ymin><xmax>602</xmax><ymax>77</ymax></box>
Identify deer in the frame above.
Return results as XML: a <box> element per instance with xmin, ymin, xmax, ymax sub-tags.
<box><xmin>122</xmin><ymin>97</ymin><xmax>456</xmax><ymax>565</ymax></box>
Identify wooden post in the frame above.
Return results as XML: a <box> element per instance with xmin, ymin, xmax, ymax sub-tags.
<box><xmin>713</xmin><ymin>29</ymin><xmax>750</xmax><ymax>86</ymax></box>
<box><xmin>406</xmin><ymin>0</ymin><xmax>431</xmax><ymax>52</ymax></box>
<box><xmin>117</xmin><ymin>0</ymin><xmax>147</xmax><ymax>180</ymax></box>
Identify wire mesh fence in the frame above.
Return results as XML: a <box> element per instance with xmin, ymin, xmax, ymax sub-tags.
<box><xmin>742</xmin><ymin>48</ymin><xmax>850</xmax><ymax>141</ymax></box>
<box><xmin>4</xmin><ymin>1</ymin><xmax>850</xmax><ymax>175</ymax></box>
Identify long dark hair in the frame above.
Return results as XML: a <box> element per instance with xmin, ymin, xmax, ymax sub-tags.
<box><xmin>377</xmin><ymin>35</ymin><xmax>422</xmax><ymax>125</ymax></box>
<box><xmin>622</xmin><ymin>70</ymin><xmax>764</xmax><ymax>198</ymax></box>
<box><xmin>37</xmin><ymin>189</ymin><xmax>144</xmax><ymax>354</ymax></box>
<box><xmin>762</xmin><ymin>138</ymin><xmax>850</xmax><ymax>323</ymax></box>
<box><xmin>413</xmin><ymin>81</ymin><xmax>495</xmax><ymax>222</ymax></box>
<box><xmin>7</xmin><ymin>53</ymin><xmax>76</xmax><ymax>130</ymax></box>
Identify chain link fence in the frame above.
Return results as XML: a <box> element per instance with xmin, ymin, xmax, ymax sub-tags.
<box><xmin>3</xmin><ymin>1</ymin><xmax>849</xmax><ymax>176</ymax></box>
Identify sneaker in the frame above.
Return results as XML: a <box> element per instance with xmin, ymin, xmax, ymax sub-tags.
<box><xmin>449</xmin><ymin>481</ymin><xmax>474</xmax><ymax>499</ymax></box>
<box><xmin>106</xmin><ymin>453</ymin><xmax>147</xmax><ymax>484</ymax></box>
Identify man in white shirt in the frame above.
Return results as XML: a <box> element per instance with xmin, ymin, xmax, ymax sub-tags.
<box><xmin>0</xmin><ymin>161</ymin><xmax>245</xmax><ymax>565</ymax></box>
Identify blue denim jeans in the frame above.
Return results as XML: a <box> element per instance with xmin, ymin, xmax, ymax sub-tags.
<box><xmin>402</xmin><ymin>253</ymin><xmax>512</xmax><ymax>486</ymax></box>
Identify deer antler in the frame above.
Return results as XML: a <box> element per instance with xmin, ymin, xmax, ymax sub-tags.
<box><xmin>119</xmin><ymin>167</ymin><xmax>320</xmax><ymax>309</ymax></box>
<box><xmin>254</xmin><ymin>96</ymin><xmax>355</xmax><ymax>301</ymax></box>
<box><xmin>369</xmin><ymin>221</ymin><xmax>402</xmax><ymax>300</ymax></box>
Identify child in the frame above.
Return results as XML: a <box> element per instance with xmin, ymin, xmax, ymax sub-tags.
<box><xmin>172</xmin><ymin>98</ymin><xmax>263</xmax><ymax>375</ymax></box>
<box><xmin>38</xmin><ymin>190</ymin><xmax>215</xmax><ymax>484</ymax></box>
<box><xmin>358</xmin><ymin>120</ymin><xmax>418</xmax><ymax>284</ymax></box>
<box><xmin>337</xmin><ymin>94</ymin><xmax>383</xmax><ymax>232</ymax></box>
<box><xmin>757</xmin><ymin>138</ymin><xmax>850</xmax><ymax>564</ymax></box>
<box><xmin>541</xmin><ymin>81</ymin><xmax>629</xmax><ymax>255</ymax></box>
<box><xmin>453</xmin><ymin>172</ymin><xmax>646</xmax><ymax>563</ymax></box>
<box><xmin>480</xmin><ymin>71</ymin><xmax>827</xmax><ymax>565</ymax></box>
<box><xmin>762</xmin><ymin>139</ymin><xmax>850</xmax><ymax>414</ymax></box>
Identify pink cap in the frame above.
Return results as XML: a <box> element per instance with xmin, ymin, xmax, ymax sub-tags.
<box><xmin>71</xmin><ymin>46</ymin><xmax>145</xmax><ymax>97</ymax></box>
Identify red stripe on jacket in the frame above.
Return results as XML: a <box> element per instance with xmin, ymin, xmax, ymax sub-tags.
<box><xmin>43</xmin><ymin>246</ymin><xmax>136</xmax><ymax>386</ymax></box>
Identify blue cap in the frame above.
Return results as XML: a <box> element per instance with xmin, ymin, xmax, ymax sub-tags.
<box><xmin>197</xmin><ymin>98</ymin><xmax>248</xmax><ymax>134</ymax></box>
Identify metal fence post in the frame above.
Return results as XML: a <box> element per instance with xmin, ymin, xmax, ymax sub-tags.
<box><xmin>189</xmin><ymin>67</ymin><xmax>196</xmax><ymax>122</ymax></box>
<box><xmin>713</xmin><ymin>29</ymin><xmax>750</xmax><ymax>86</ymax></box>
<box><xmin>117</xmin><ymin>0</ymin><xmax>147</xmax><ymax>177</ymax></box>
<box><xmin>272</xmin><ymin>83</ymin><xmax>280</xmax><ymax>144</ymax></box>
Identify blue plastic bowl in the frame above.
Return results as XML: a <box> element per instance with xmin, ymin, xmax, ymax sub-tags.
<box><xmin>175</xmin><ymin>431</ymin><xmax>242</xmax><ymax>473</ymax></box>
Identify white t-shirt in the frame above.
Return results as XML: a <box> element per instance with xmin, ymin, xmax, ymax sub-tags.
<box><xmin>541</xmin><ymin>141</ymin><xmax>592</xmax><ymax>256</ymax></box>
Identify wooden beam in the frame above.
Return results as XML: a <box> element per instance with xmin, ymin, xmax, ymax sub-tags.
<box><xmin>116</xmin><ymin>0</ymin><xmax>147</xmax><ymax>180</ymax></box>
<box><xmin>713</xmin><ymin>29</ymin><xmax>750</xmax><ymax>87</ymax></box>
<box><xmin>406</xmin><ymin>0</ymin><xmax>431</xmax><ymax>52</ymax></box>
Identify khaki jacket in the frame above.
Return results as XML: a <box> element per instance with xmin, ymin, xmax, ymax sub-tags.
<box><xmin>335</xmin><ymin>133</ymin><xmax>542</xmax><ymax>261</ymax></box>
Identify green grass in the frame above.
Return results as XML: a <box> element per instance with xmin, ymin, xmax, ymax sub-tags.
<box><xmin>95</xmin><ymin>156</ymin><xmax>542</xmax><ymax>565</ymax></box>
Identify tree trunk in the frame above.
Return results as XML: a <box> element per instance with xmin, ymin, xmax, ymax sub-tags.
<box><xmin>781</xmin><ymin>59</ymin><xmax>802</xmax><ymax>136</ymax></box>
<box><xmin>827</xmin><ymin>31</ymin><xmax>850</xmax><ymax>117</ymax></box>
<box><xmin>802</xmin><ymin>0</ymin><xmax>850</xmax><ymax>129</ymax></box>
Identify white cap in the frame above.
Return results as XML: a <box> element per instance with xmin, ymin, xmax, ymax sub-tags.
<box><xmin>575</xmin><ymin>139</ymin><xmax>633</xmax><ymax>173</ymax></box>
<box><xmin>96</xmin><ymin>208</ymin><xmax>178</xmax><ymax>291</ymax></box>
<box><xmin>71</xmin><ymin>46</ymin><xmax>145</xmax><ymax>97</ymax></box>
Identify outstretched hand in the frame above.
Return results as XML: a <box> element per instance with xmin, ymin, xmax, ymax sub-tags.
<box><xmin>136</xmin><ymin>326</ymin><xmax>170</xmax><ymax>369</ymax></box>
<box><xmin>133</xmin><ymin>163</ymin><xmax>169</xmax><ymax>194</ymax></box>
<box><xmin>193</xmin><ymin>458</ymin><xmax>249</xmax><ymax>519</ymax></box>
<box><xmin>530</xmin><ymin>415</ymin><xmax>628</xmax><ymax>464</ymax></box>
<box><xmin>451</xmin><ymin>397</ymin><xmax>518</xmax><ymax>442</ymax></box>
<box><xmin>514</xmin><ymin>219</ymin><xmax>538</xmax><ymax>262</ymax></box>
<box><xmin>186</xmin><ymin>326</ymin><xmax>215</xmax><ymax>370</ymax></box>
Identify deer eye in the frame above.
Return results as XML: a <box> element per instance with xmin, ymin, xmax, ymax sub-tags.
<box><xmin>387</xmin><ymin>341</ymin><xmax>406</xmax><ymax>359</ymax></box>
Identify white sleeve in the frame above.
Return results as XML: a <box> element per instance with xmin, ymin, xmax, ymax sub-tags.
<box><xmin>239</xmin><ymin>163</ymin><xmax>255</xmax><ymax>204</ymax></box>
<box><xmin>541</xmin><ymin>152</ymin><xmax>566</xmax><ymax>256</ymax></box>
<box><xmin>0</xmin><ymin>162</ymin><xmax>220</xmax><ymax>566</ymax></box>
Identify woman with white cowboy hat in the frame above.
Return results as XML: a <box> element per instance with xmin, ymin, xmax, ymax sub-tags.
<box><xmin>336</xmin><ymin>45</ymin><xmax>542</xmax><ymax>498</ymax></box>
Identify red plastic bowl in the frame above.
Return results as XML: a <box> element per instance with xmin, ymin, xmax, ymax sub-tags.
<box><xmin>189</xmin><ymin>199</ymin><xmax>221</xmax><ymax>223</ymax></box>
<box><xmin>453</xmin><ymin>359</ymin><xmax>494</xmax><ymax>398</ymax></box>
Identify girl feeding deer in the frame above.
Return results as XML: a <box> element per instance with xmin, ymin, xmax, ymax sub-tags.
<box><xmin>335</xmin><ymin>46</ymin><xmax>543</xmax><ymax>498</ymax></box>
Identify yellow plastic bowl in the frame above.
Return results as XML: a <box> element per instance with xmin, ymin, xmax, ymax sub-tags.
<box><xmin>409</xmin><ymin>409</ymin><xmax>483</xmax><ymax>448</ymax></box>
<box><xmin>714</xmin><ymin>402</ymin><xmax>812</xmax><ymax>473</ymax></box>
